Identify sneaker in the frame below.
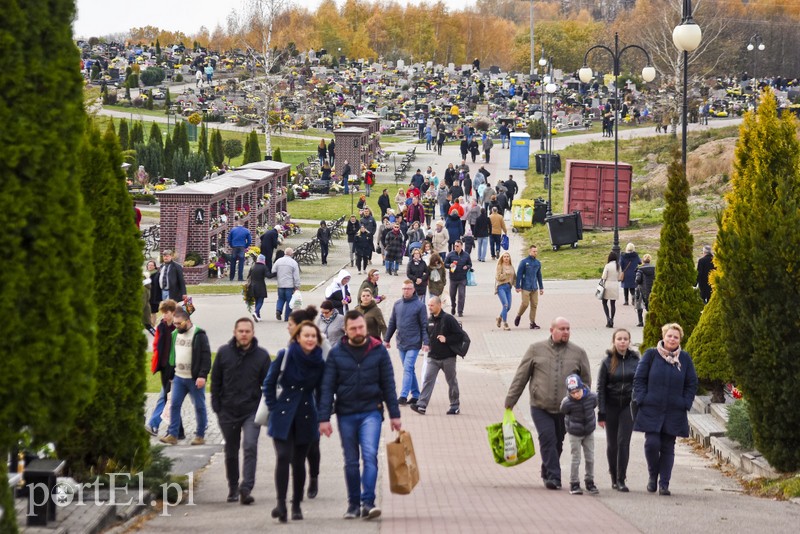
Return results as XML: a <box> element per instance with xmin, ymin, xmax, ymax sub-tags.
<box><xmin>569</xmin><ymin>482</ymin><xmax>583</xmax><ymax>495</ymax></box>
<box><xmin>190</xmin><ymin>436</ymin><xmax>205</xmax><ymax>446</ymax></box>
<box><xmin>446</xmin><ymin>407</ymin><xmax>460</xmax><ymax>415</ymax></box>
<box><xmin>410</xmin><ymin>404</ymin><xmax>426</xmax><ymax>415</ymax></box>
<box><xmin>544</xmin><ymin>479</ymin><xmax>560</xmax><ymax>490</ymax></box>
<box><xmin>585</xmin><ymin>480</ymin><xmax>599</xmax><ymax>494</ymax></box>
<box><xmin>658</xmin><ymin>486</ymin><xmax>671</xmax><ymax>496</ymax></box>
<box><xmin>513</xmin><ymin>316</ymin><xmax>521</xmax><ymax>327</ymax></box>
<box><xmin>276</xmin><ymin>311</ymin><xmax>282</xmax><ymax>321</ymax></box>
<box><xmin>647</xmin><ymin>476</ymin><xmax>657</xmax><ymax>493</ymax></box>
<box><xmin>361</xmin><ymin>504</ymin><xmax>381</xmax><ymax>520</ymax></box>
<box><xmin>145</xmin><ymin>424</ymin><xmax>158</xmax><ymax>437</ymax></box>
<box><xmin>343</xmin><ymin>505</ymin><xmax>360</xmax><ymax>519</ymax></box>
<box><xmin>252</xmin><ymin>313</ymin><xmax>260</xmax><ymax>323</ymax></box>
<box><xmin>397</xmin><ymin>396</ymin><xmax>407</xmax><ymax>406</ymax></box>
<box><xmin>496</xmin><ymin>316</ymin><xmax>502</xmax><ymax>328</ymax></box>
<box><xmin>159</xmin><ymin>434</ymin><xmax>178</xmax><ymax>445</ymax></box>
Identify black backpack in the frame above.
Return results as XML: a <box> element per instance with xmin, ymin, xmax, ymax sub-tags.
<box><xmin>448</xmin><ymin>320</ymin><xmax>471</xmax><ymax>357</ymax></box>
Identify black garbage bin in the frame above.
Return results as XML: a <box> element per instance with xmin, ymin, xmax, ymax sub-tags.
<box><xmin>535</xmin><ymin>153</ymin><xmax>562</xmax><ymax>175</ymax></box>
<box><xmin>25</xmin><ymin>459</ymin><xmax>66</xmax><ymax>526</ymax></box>
<box><xmin>533</xmin><ymin>198</ymin><xmax>548</xmax><ymax>224</ymax></box>
<box><xmin>545</xmin><ymin>211</ymin><xmax>583</xmax><ymax>251</ymax></box>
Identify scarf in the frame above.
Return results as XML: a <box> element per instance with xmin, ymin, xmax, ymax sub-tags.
<box><xmin>656</xmin><ymin>340</ymin><xmax>682</xmax><ymax>371</ymax></box>
<box><xmin>282</xmin><ymin>341</ymin><xmax>324</xmax><ymax>387</ymax></box>
<box><xmin>319</xmin><ymin>309</ymin><xmax>338</xmax><ymax>326</ymax></box>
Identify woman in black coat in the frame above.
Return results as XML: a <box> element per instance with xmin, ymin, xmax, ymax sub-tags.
<box><xmin>596</xmin><ymin>329</ymin><xmax>640</xmax><ymax>492</ymax></box>
<box><xmin>346</xmin><ymin>214</ymin><xmax>359</xmax><ymax>267</ymax></box>
<box><xmin>353</xmin><ymin>226</ymin><xmax>374</xmax><ymax>274</ymax></box>
<box><xmin>249</xmin><ymin>255</ymin><xmax>269</xmax><ymax>321</ymax></box>
<box><xmin>468</xmin><ymin>139</ymin><xmax>480</xmax><ymax>162</ymax></box>
<box><xmin>406</xmin><ymin>248</ymin><xmax>429</xmax><ymax>301</ymax></box>
<box><xmin>383</xmin><ymin>224</ymin><xmax>405</xmax><ymax>275</ymax></box>
<box><xmin>264</xmin><ymin>321</ymin><xmax>325</xmax><ymax>522</ymax></box>
<box><xmin>633</xmin><ymin>323</ymin><xmax>698</xmax><ymax>496</ymax></box>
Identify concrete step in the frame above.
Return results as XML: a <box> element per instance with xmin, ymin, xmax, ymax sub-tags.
<box><xmin>710</xmin><ymin>435</ymin><xmax>742</xmax><ymax>466</ymax></box>
<box><xmin>691</xmin><ymin>394</ymin><xmax>712</xmax><ymax>414</ymax></box>
<box><xmin>688</xmin><ymin>413</ymin><xmax>727</xmax><ymax>447</ymax></box>
<box><xmin>709</xmin><ymin>401</ymin><xmax>731</xmax><ymax>425</ymax></box>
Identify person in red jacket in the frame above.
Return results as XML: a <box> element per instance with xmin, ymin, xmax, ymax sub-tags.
<box><xmin>448</xmin><ymin>198</ymin><xmax>465</xmax><ymax>218</ymax></box>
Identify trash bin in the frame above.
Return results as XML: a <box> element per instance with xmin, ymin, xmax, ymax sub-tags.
<box><xmin>545</xmin><ymin>211</ymin><xmax>583</xmax><ymax>251</ymax></box>
<box><xmin>25</xmin><ymin>459</ymin><xmax>66</xmax><ymax>526</ymax></box>
<box><xmin>511</xmin><ymin>199</ymin><xmax>535</xmax><ymax>232</ymax></box>
<box><xmin>535</xmin><ymin>153</ymin><xmax>562</xmax><ymax>174</ymax></box>
<box><xmin>533</xmin><ymin>198</ymin><xmax>548</xmax><ymax>224</ymax></box>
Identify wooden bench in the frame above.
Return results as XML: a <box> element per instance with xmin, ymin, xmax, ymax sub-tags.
<box><xmin>24</xmin><ymin>458</ymin><xmax>67</xmax><ymax>526</ymax></box>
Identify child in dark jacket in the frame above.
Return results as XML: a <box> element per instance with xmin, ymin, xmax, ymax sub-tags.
<box><xmin>561</xmin><ymin>374</ymin><xmax>599</xmax><ymax>495</ymax></box>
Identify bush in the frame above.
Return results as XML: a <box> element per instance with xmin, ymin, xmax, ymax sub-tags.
<box><xmin>272</xmin><ymin>147</ymin><xmax>282</xmax><ymax>162</ymax></box>
<box><xmin>175</xmin><ymin>73</ymin><xmax>183</xmax><ymax>83</ymax></box>
<box><xmin>140</xmin><ymin>67</ymin><xmax>165</xmax><ymax>86</ymax></box>
<box><xmin>527</xmin><ymin>119</ymin><xmax>545</xmax><ymax>140</ymax></box>
<box><xmin>223</xmin><ymin>139</ymin><xmax>243</xmax><ymax>164</ymax></box>
<box><xmin>287</xmin><ymin>187</ymin><xmax>295</xmax><ymax>202</ymax></box>
<box><xmin>131</xmin><ymin>193</ymin><xmax>157</xmax><ymax>204</ymax></box>
<box><xmin>727</xmin><ymin>400</ymin><xmax>754</xmax><ymax>449</ymax></box>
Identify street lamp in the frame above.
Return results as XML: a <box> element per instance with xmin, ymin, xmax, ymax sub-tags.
<box><xmin>538</xmin><ymin>52</ymin><xmax>548</xmax><ymax>151</ymax></box>
<box><xmin>544</xmin><ymin>61</ymin><xmax>558</xmax><ymax>218</ymax></box>
<box><xmin>747</xmin><ymin>34</ymin><xmax>765</xmax><ymax>111</ymax></box>
<box><xmin>579</xmin><ymin>33</ymin><xmax>656</xmax><ymax>260</ymax></box>
<box><xmin>673</xmin><ymin>0</ymin><xmax>703</xmax><ymax>173</ymax></box>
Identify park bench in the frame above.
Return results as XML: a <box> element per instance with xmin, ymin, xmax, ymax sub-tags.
<box><xmin>24</xmin><ymin>458</ymin><xmax>66</xmax><ymax>526</ymax></box>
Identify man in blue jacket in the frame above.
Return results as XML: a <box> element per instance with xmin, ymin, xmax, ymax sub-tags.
<box><xmin>384</xmin><ymin>280</ymin><xmax>430</xmax><ymax>405</ymax></box>
<box><xmin>514</xmin><ymin>244</ymin><xmax>544</xmax><ymax>329</ymax></box>
<box><xmin>319</xmin><ymin>311</ymin><xmax>401</xmax><ymax>520</ymax></box>
<box><xmin>228</xmin><ymin>219</ymin><xmax>252</xmax><ymax>282</ymax></box>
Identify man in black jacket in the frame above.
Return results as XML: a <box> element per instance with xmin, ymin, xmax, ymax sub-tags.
<box><xmin>377</xmin><ymin>189</ymin><xmax>391</xmax><ymax>219</ymax></box>
<box><xmin>444</xmin><ymin>240</ymin><xmax>472</xmax><ymax>317</ymax></box>
<box><xmin>211</xmin><ymin>318</ymin><xmax>271</xmax><ymax>505</ymax></box>
<box><xmin>317</xmin><ymin>220</ymin><xmax>331</xmax><ymax>265</ymax></box>
<box><xmin>410</xmin><ymin>296</ymin><xmax>461</xmax><ymax>415</ymax></box>
<box><xmin>505</xmin><ymin>175</ymin><xmax>519</xmax><ymax>204</ymax></box>
<box><xmin>696</xmin><ymin>245</ymin><xmax>715</xmax><ymax>304</ymax></box>
<box><xmin>260</xmin><ymin>226</ymin><xmax>280</xmax><ymax>273</ymax></box>
<box><xmin>157</xmin><ymin>250</ymin><xmax>186</xmax><ymax>303</ymax></box>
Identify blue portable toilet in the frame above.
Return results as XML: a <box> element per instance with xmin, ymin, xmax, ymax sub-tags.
<box><xmin>509</xmin><ymin>132</ymin><xmax>531</xmax><ymax>170</ymax></box>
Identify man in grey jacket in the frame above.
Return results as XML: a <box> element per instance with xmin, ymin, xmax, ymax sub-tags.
<box><xmin>271</xmin><ymin>248</ymin><xmax>301</xmax><ymax>321</ymax></box>
<box><xmin>504</xmin><ymin>317</ymin><xmax>591</xmax><ymax>490</ymax></box>
<box><xmin>384</xmin><ymin>279</ymin><xmax>429</xmax><ymax>405</ymax></box>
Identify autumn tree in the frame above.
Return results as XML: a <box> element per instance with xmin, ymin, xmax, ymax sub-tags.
<box><xmin>715</xmin><ymin>90</ymin><xmax>800</xmax><ymax>472</ymax></box>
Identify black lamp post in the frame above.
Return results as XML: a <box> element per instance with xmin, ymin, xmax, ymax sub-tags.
<box><xmin>543</xmin><ymin>58</ymin><xmax>557</xmax><ymax>218</ymax></box>
<box><xmin>672</xmin><ymin>0</ymin><xmax>703</xmax><ymax>173</ymax></box>
<box><xmin>747</xmin><ymin>34</ymin><xmax>765</xmax><ymax>111</ymax></box>
<box><xmin>579</xmin><ymin>33</ymin><xmax>656</xmax><ymax>260</ymax></box>
<box><xmin>538</xmin><ymin>51</ymin><xmax>548</xmax><ymax>151</ymax></box>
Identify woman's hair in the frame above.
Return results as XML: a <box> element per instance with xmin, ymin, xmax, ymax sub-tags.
<box><xmin>625</xmin><ymin>242</ymin><xmax>636</xmax><ymax>253</ymax></box>
<box><xmin>367</xmin><ymin>268</ymin><xmax>380</xmax><ymax>279</ymax></box>
<box><xmin>429</xmin><ymin>253</ymin><xmax>443</xmax><ymax>268</ymax></box>
<box><xmin>318</xmin><ymin>139</ymin><xmax>326</xmax><ymax>148</ymax></box>
<box><xmin>360</xmin><ymin>287</ymin><xmax>373</xmax><ymax>298</ymax></box>
<box><xmin>661</xmin><ymin>322</ymin><xmax>684</xmax><ymax>340</ymax></box>
<box><xmin>289</xmin><ymin>305</ymin><xmax>318</xmax><ymax>324</ymax></box>
<box><xmin>292</xmin><ymin>320</ymin><xmax>323</xmax><ymax>346</ymax></box>
<box><xmin>495</xmin><ymin>252</ymin><xmax>512</xmax><ymax>277</ymax></box>
<box><xmin>319</xmin><ymin>300</ymin><xmax>335</xmax><ymax>311</ymax></box>
<box><xmin>609</xmin><ymin>328</ymin><xmax>631</xmax><ymax>374</ymax></box>
<box><xmin>642</xmin><ymin>254</ymin><xmax>652</xmax><ymax>263</ymax></box>
<box><xmin>158</xmin><ymin>299</ymin><xmax>178</xmax><ymax>313</ymax></box>
<box><xmin>146</xmin><ymin>260</ymin><xmax>158</xmax><ymax>270</ymax></box>
<box><xmin>607</xmin><ymin>251</ymin><xmax>618</xmax><ymax>263</ymax></box>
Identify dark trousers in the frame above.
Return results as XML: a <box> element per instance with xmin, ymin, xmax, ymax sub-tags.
<box><xmin>644</xmin><ymin>431</ymin><xmax>677</xmax><ymax>488</ymax></box>
<box><xmin>218</xmin><ymin>413</ymin><xmax>260</xmax><ymax>493</ymax></box>
<box><xmin>356</xmin><ymin>254</ymin><xmax>368</xmax><ymax>272</ymax></box>
<box><xmin>307</xmin><ymin>438</ymin><xmax>321</xmax><ymax>478</ymax></box>
<box><xmin>604</xmin><ymin>402</ymin><xmax>634</xmax><ymax>482</ymax></box>
<box><xmin>490</xmin><ymin>234</ymin><xmax>502</xmax><ymax>258</ymax></box>
<box><xmin>623</xmin><ymin>287</ymin><xmax>634</xmax><ymax>304</ymax></box>
<box><xmin>449</xmin><ymin>279</ymin><xmax>466</xmax><ymax>314</ymax></box>
<box><xmin>229</xmin><ymin>246</ymin><xmax>245</xmax><ymax>281</ymax></box>
<box><xmin>273</xmin><ymin>436</ymin><xmax>311</xmax><ymax>503</ymax></box>
<box><xmin>531</xmin><ymin>407</ymin><xmax>566</xmax><ymax>482</ymax></box>
<box><xmin>320</xmin><ymin>242</ymin><xmax>329</xmax><ymax>264</ymax></box>
<box><xmin>602</xmin><ymin>299</ymin><xmax>617</xmax><ymax>320</ymax></box>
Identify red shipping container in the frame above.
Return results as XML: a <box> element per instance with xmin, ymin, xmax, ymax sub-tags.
<box><xmin>563</xmin><ymin>160</ymin><xmax>633</xmax><ymax>230</ymax></box>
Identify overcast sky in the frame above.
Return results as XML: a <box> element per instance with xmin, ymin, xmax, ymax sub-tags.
<box><xmin>74</xmin><ymin>0</ymin><xmax>472</xmax><ymax>38</ymax></box>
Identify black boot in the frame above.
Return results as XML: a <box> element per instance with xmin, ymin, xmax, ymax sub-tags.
<box><xmin>307</xmin><ymin>477</ymin><xmax>318</xmax><ymax>499</ymax></box>
<box><xmin>291</xmin><ymin>501</ymin><xmax>303</xmax><ymax>520</ymax></box>
<box><xmin>617</xmin><ymin>479</ymin><xmax>629</xmax><ymax>492</ymax></box>
<box><xmin>611</xmin><ymin>476</ymin><xmax>618</xmax><ymax>491</ymax></box>
<box><xmin>647</xmin><ymin>476</ymin><xmax>657</xmax><ymax>493</ymax></box>
<box><xmin>271</xmin><ymin>500</ymin><xmax>288</xmax><ymax>523</ymax></box>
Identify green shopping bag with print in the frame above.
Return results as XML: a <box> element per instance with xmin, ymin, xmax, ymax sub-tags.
<box><xmin>486</xmin><ymin>409</ymin><xmax>535</xmax><ymax>467</ymax></box>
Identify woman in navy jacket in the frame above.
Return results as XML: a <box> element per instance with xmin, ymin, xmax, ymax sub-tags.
<box><xmin>632</xmin><ymin>323</ymin><xmax>698</xmax><ymax>496</ymax></box>
<box><xmin>263</xmin><ymin>321</ymin><xmax>325</xmax><ymax>522</ymax></box>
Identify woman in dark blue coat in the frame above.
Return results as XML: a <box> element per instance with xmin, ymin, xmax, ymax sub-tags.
<box><xmin>263</xmin><ymin>321</ymin><xmax>325</xmax><ymax>522</ymax></box>
<box><xmin>632</xmin><ymin>323</ymin><xmax>698</xmax><ymax>496</ymax></box>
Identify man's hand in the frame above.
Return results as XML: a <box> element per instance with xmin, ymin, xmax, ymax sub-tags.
<box><xmin>598</xmin><ymin>421</ymin><xmax>606</xmax><ymax>429</ymax></box>
<box><xmin>539</xmin><ymin>289</ymin><xmax>544</xmax><ymax>295</ymax></box>
<box><xmin>384</xmin><ymin>340</ymin><xmax>391</xmax><ymax>349</ymax></box>
<box><xmin>390</xmin><ymin>418</ymin><xmax>402</xmax><ymax>431</ymax></box>
<box><xmin>421</xmin><ymin>345</ymin><xmax>429</xmax><ymax>353</ymax></box>
<box><xmin>437</xmin><ymin>334</ymin><xmax>446</xmax><ymax>343</ymax></box>
<box><xmin>319</xmin><ymin>422</ymin><xmax>333</xmax><ymax>437</ymax></box>
<box><xmin>515</xmin><ymin>288</ymin><xmax>521</xmax><ymax>293</ymax></box>
<box><xmin>196</xmin><ymin>377</ymin><xmax>206</xmax><ymax>389</ymax></box>
<box><xmin>416</xmin><ymin>278</ymin><xmax>422</xmax><ymax>284</ymax></box>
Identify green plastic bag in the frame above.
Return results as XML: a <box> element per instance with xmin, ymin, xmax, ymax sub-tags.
<box><xmin>486</xmin><ymin>409</ymin><xmax>535</xmax><ymax>467</ymax></box>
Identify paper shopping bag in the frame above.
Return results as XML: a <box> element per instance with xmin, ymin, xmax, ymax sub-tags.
<box><xmin>386</xmin><ymin>430</ymin><xmax>420</xmax><ymax>494</ymax></box>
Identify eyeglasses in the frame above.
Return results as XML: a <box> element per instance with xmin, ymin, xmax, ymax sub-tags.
<box><xmin>174</xmin><ymin>321</ymin><xmax>186</xmax><ymax>328</ymax></box>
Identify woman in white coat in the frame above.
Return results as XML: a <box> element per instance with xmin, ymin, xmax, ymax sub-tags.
<box><xmin>601</xmin><ymin>251</ymin><xmax>620</xmax><ymax>328</ymax></box>
<box><xmin>431</xmin><ymin>218</ymin><xmax>450</xmax><ymax>262</ymax></box>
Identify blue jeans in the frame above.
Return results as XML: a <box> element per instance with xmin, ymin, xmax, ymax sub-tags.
<box><xmin>168</xmin><ymin>376</ymin><xmax>207</xmax><ymax>438</ymax></box>
<box><xmin>490</xmin><ymin>234</ymin><xmax>502</xmax><ymax>258</ymax></box>
<box><xmin>337</xmin><ymin>411</ymin><xmax>382</xmax><ymax>507</ymax></box>
<box><xmin>385</xmin><ymin>259</ymin><xmax>398</xmax><ymax>274</ymax></box>
<box><xmin>161</xmin><ymin>289</ymin><xmax>170</xmax><ymax>301</ymax></box>
<box><xmin>398</xmin><ymin>349</ymin><xmax>421</xmax><ymax>399</ymax></box>
<box><xmin>497</xmin><ymin>283</ymin><xmax>512</xmax><ymax>322</ymax></box>
<box><xmin>254</xmin><ymin>297</ymin><xmax>264</xmax><ymax>317</ymax></box>
<box><xmin>276</xmin><ymin>287</ymin><xmax>293</xmax><ymax>320</ymax></box>
<box><xmin>477</xmin><ymin>237</ymin><xmax>488</xmax><ymax>261</ymax></box>
<box><xmin>229</xmin><ymin>247</ymin><xmax>245</xmax><ymax>281</ymax></box>
<box><xmin>148</xmin><ymin>385</ymin><xmax>169</xmax><ymax>430</ymax></box>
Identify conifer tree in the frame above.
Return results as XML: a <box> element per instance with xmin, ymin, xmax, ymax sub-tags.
<box><xmin>130</xmin><ymin>121</ymin><xmax>144</xmax><ymax>149</ymax></box>
<box><xmin>149</xmin><ymin>122</ymin><xmax>163</xmax><ymax>151</ymax></box>
<box><xmin>210</xmin><ymin>129</ymin><xmax>225</xmax><ymax>167</ymax></box>
<box><xmin>172</xmin><ymin>121</ymin><xmax>190</xmax><ymax>155</ymax></box>
<box><xmin>118</xmin><ymin>118</ymin><xmax>130</xmax><ymax>151</ymax></box>
<box><xmin>198</xmin><ymin>123</ymin><xmax>211</xmax><ymax>169</ymax></box>
<box><xmin>60</xmin><ymin>123</ymin><xmax>148</xmax><ymax>473</ymax></box>
<box><xmin>164</xmin><ymin>133</ymin><xmax>174</xmax><ymax>177</ymax></box>
<box><xmin>0</xmin><ymin>1</ymin><xmax>97</xmax><ymax>530</ymax></box>
<box><xmin>642</xmin><ymin>150</ymin><xmax>703</xmax><ymax>349</ymax></box>
<box><xmin>715</xmin><ymin>90</ymin><xmax>800</xmax><ymax>471</ymax></box>
<box><xmin>243</xmin><ymin>129</ymin><xmax>262</xmax><ymax>164</ymax></box>
<box><xmin>273</xmin><ymin>147</ymin><xmax>283</xmax><ymax>162</ymax></box>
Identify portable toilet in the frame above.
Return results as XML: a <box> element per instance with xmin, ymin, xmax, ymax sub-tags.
<box><xmin>509</xmin><ymin>132</ymin><xmax>531</xmax><ymax>170</ymax></box>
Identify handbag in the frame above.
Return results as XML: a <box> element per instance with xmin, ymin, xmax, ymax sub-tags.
<box><xmin>255</xmin><ymin>348</ymin><xmax>289</xmax><ymax>426</ymax></box>
<box><xmin>387</xmin><ymin>430</ymin><xmax>420</xmax><ymax>494</ymax></box>
<box><xmin>595</xmin><ymin>278</ymin><xmax>605</xmax><ymax>300</ymax></box>
<box><xmin>501</xmin><ymin>234</ymin><xmax>509</xmax><ymax>250</ymax></box>
<box><xmin>486</xmin><ymin>409</ymin><xmax>535</xmax><ymax>467</ymax></box>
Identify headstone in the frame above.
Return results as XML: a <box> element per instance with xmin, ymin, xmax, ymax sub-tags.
<box><xmin>396</xmin><ymin>59</ymin><xmax>405</xmax><ymax>70</ymax></box>
<box><xmin>447</xmin><ymin>63</ymin><xmax>456</xmax><ymax>73</ymax></box>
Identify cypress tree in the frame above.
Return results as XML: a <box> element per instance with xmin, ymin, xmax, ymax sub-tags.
<box><xmin>273</xmin><ymin>147</ymin><xmax>283</xmax><ymax>162</ymax></box>
<box><xmin>715</xmin><ymin>90</ymin><xmax>800</xmax><ymax>471</ymax></box>
<box><xmin>243</xmin><ymin>130</ymin><xmax>261</xmax><ymax>164</ymax></box>
<box><xmin>130</xmin><ymin>121</ymin><xmax>144</xmax><ymax>149</ymax></box>
<box><xmin>164</xmin><ymin>88</ymin><xmax>171</xmax><ymax>111</ymax></box>
<box><xmin>642</xmin><ymin>150</ymin><xmax>703</xmax><ymax>349</ymax></box>
<box><xmin>210</xmin><ymin>129</ymin><xmax>225</xmax><ymax>168</ymax></box>
<box><xmin>172</xmin><ymin>121</ymin><xmax>190</xmax><ymax>156</ymax></box>
<box><xmin>164</xmin><ymin>133</ymin><xmax>174</xmax><ymax>177</ymax></box>
<box><xmin>0</xmin><ymin>1</ymin><xmax>97</xmax><ymax>530</ymax></box>
<box><xmin>198</xmin><ymin>123</ymin><xmax>211</xmax><ymax>169</ymax></box>
<box><xmin>149</xmin><ymin>122</ymin><xmax>163</xmax><ymax>151</ymax></box>
<box><xmin>118</xmin><ymin>118</ymin><xmax>129</xmax><ymax>151</ymax></box>
<box><xmin>60</xmin><ymin>123</ymin><xmax>148</xmax><ymax>473</ymax></box>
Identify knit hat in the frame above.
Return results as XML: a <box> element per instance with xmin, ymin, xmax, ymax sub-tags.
<box><xmin>566</xmin><ymin>374</ymin><xmax>583</xmax><ymax>392</ymax></box>
<box><xmin>257</xmin><ymin>254</ymin><xmax>266</xmax><ymax>264</ymax></box>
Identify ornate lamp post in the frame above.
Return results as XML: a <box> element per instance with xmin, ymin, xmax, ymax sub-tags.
<box><xmin>579</xmin><ymin>33</ymin><xmax>656</xmax><ymax>259</ymax></box>
<box><xmin>673</xmin><ymin>0</ymin><xmax>703</xmax><ymax>173</ymax></box>
<box><xmin>543</xmin><ymin>60</ymin><xmax>557</xmax><ymax>218</ymax></box>
<box><xmin>747</xmin><ymin>34</ymin><xmax>765</xmax><ymax>111</ymax></box>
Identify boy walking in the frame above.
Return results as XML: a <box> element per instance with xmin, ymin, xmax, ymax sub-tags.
<box><xmin>560</xmin><ymin>374</ymin><xmax>598</xmax><ymax>495</ymax></box>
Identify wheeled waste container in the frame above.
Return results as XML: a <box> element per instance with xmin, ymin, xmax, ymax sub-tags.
<box><xmin>533</xmin><ymin>198</ymin><xmax>548</xmax><ymax>224</ymax></box>
<box><xmin>511</xmin><ymin>199</ymin><xmax>535</xmax><ymax>232</ymax></box>
<box><xmin>535</xmin><ymin>153</ymin><xmax>562</xmax><ymax>174</ymax></box>
<box><xmin>545</xmin><ymin>211</ymin><xmax>583</xmax><ymax>251</ymax></box>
